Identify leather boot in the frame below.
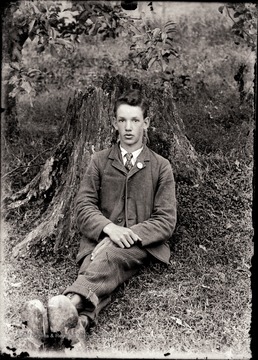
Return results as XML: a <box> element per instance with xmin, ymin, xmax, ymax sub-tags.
<box><xmin>47</xmin><ymin>295</ymin><xmax>79</xmax><ymax>335</ymax></box>
<box><xmin>21</xmin><ymin>299</ymin><xmax>49</xmax><ymax>351</ymax></box>
<box><xmin>48</xmin><ymin>295</ymin><xmax>89</xmax><ymax>350</ymax></box>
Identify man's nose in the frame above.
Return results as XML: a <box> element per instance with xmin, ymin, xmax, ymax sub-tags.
<box><xmin>125</xmin><ymin>120</ymin><xmax>132</xmax><ymax>130</ymax></box>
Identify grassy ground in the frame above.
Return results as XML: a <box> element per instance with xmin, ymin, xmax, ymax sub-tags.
<box><xmin>1</xmin><ymin>2</ymin><xmax>254</xmax><ymax>358</ymax></box>
<box><xmin>2</xmin><ymin>150</ymin><xmax>253</xmax><ymax>358</ymax></box>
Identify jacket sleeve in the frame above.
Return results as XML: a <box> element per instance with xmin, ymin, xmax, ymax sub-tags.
<box><xmin>130</xmin><ymin>159</ymin><xmax>177</xmax><ymax>247</ymax></box>
<box><xmin>75</xmin><ymin>153</ymin><xmax>112</xmax><ymax>241</ymax></box>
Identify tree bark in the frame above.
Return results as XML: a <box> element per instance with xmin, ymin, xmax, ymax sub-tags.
<box><xmin>4</xmin><ymin>74</ymin><xmax>203</xmax><ymax>258</ymax></box>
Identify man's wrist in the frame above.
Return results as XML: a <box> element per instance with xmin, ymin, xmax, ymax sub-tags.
<box><xmin>103</xmin><ymin>222</ymin><xmax>114</xmax><ymax>236</ymax></box>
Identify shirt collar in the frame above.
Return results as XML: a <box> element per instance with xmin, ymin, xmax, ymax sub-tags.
<box><xmin>120</xmin><ymin>145</ymin><xmax>143</xmax><ymax>164</ymax></box>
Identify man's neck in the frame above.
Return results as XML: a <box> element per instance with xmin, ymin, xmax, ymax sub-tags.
<box><xmin>119</xmin><ymin>144</ymin><xmax>144</xmax><ymax>153</ymax></box>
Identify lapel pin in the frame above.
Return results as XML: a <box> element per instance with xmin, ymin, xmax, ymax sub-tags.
<box><xmin>137</xmin><ymin>162</ymin><xmax>143</xmax><ymax>169</ymax></box>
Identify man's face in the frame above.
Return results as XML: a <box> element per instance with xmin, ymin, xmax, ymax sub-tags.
<box><xmin>113</xmin><ymin>104</ymin><xmax>149</xmax><ymax>152</ymax></box>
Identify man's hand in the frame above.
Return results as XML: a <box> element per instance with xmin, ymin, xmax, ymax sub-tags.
<box><xmin>103</xmin><ymin>223</ymin><xmax>142</xmax><ymax>249</ymax></box>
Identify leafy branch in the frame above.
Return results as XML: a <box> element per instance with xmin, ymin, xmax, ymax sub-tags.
<box><xmin>128</xmin><ymin>20</ymin><xmax>179</xmax><ymax>72</ymax></box>
<box><xmin>4</xmin><ymin>1</ymin><xmax>180</xmax><ymax>105</ymax></box>
<box><xmin>3</xmin><ymin>0</ymin><xmax>134</xmax><ymax>102</ymax></box>
<box><xmin>218</xmin><ymin>3</ymin><xmax>257</xmax><ymax>50</ymax></box>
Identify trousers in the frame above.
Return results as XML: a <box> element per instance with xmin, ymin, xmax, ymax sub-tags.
<box><xmin>63</xmin><ymin>241</ymin><xmax>150</xmax><ymax>322</ymax></box>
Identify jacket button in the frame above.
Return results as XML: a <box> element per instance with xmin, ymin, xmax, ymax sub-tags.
<box><xmin>117</xmin><ymin>218</ymin><xmax>122</xmax><ymax>223</ymax></box>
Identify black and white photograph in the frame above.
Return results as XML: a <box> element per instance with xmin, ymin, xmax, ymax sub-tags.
<box><xmin>1</xmin><ymin>1</ymin><xmax>255</xmax><ymax>358</ymax></box>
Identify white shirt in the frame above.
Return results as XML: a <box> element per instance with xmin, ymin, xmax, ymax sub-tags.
<box><xmin>120</xmin><ymin>145</ymin><xmax>143</xmax><ymax>166</ymax></box>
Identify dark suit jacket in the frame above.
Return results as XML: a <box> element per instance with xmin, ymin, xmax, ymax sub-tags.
<box><xmin>75</xmin><ymin>144</ymin><xmax>177</xmax><ymax>264</ymax></box>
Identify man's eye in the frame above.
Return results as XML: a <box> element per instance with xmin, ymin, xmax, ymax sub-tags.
<box><xmin>118</xmin><ymin>119</ymin><xmax>125</xmax><ymax>122</ymax></box>
<box><xmin>133</xmin><ymin>119</ymin><xmax>139</xmax><ymax>122</ymax></box>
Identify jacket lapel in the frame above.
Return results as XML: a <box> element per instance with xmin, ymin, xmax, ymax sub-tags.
<box><xmin>109</xmin><ymin>144</ymin><xmax>127</xmax><ymax>175</ymax></box>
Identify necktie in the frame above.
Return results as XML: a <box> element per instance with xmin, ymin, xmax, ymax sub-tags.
<box><xmin>125</xmin><ymin>153</ymin><xmax>133</xmax><ymax>171</ymax></box>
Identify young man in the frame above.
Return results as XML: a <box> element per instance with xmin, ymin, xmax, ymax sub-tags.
<box><xmin>22</xmin><ymin>89</ymin><xmax>177</xmax><ymax>350</ymax></box>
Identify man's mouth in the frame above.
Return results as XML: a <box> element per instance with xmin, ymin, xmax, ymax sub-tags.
<box><xmin>124</xmin><ymin>134</ymin><xmax>133</xmax><ymax>139</ymax></box>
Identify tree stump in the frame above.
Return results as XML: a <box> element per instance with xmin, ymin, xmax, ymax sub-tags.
<box><xmin>4</xmin><ymin>73</ymin><xmax>203</xmax><ymax>258</ymax></box>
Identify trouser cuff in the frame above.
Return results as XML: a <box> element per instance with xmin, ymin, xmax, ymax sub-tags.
<box><xmin>79</xmin><ymin>295</ymin><xmax>111</xmax><ymax>323</ymax></box>
<box><xmin>63</xmin><ymin>276</ymin><xmax>99</xmax><ymax>308</ymax></box>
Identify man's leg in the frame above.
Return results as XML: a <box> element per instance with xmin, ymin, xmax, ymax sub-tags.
<box><xmin>45</xmin><ymin>242</ymin><xmax>149</xmax><ymax>349</ymax></box>
<box><xmin>63</xmin><ymin>241</ymin><xmax>150</xmax><ymax>322</ymax></box>
<box><xmin>22</xmin><ymin>242</ymin><xmax>149</xmax><ymax>350</ymax></box>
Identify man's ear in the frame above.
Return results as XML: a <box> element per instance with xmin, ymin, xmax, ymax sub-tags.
<box><xmin>144</xmin><ymin>116</ymin><xmax>150</xmax><ymax>129</ymax></box>
<box><xmin>112</xmin><ymin>116</ymin><xmax>118</xmax><ymax>130</ymax></box>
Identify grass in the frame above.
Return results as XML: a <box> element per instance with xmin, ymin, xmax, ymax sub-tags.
<box><xmin>2</xmin><ymin>141</ymin><xmax>253</xmax><ymax>358</ymax></box>
<box><xmin>1</xmin><ymin>2</ymin><xmax>255</xmax><ymax>358</ymax></box>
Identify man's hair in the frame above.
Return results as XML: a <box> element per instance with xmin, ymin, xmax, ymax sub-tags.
<box><xmin>114</xmin><ymin>89</ymin><xmax>148</xmax><ymax>118</ymax></box>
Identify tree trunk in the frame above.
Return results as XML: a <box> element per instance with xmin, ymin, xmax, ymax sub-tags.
<box><xmin>4</xmin><ymin>74</ymin><xmax>203</xmax><ymax>258</ymax></box>
<box><xmin>2</xmin><ymin>2</ymin><xmax>28</xmax><ymax>143</ymax></box>
<box><xmin>3</xmin><ymin>73</ymin><xmax>19</xmax><ymax>143</ymax></box>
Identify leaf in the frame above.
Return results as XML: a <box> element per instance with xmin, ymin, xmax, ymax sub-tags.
<box><xmin>12</xmin><ymin>46</ymin><xmax>22</xmax><ymax>61</ymax></box>
<box><xmin>164</xmin><ymin>20</ymin><xmax>176</xmax><ymax>30</ymax></box>
<box><xmin>49</xmin><ymin>44</ymin><xmax>58</xmax><ymax>57</ymax></box>
<box><xmin>9</xmin><ymin>88</ymin><xmax>19</xmax><ymax>98</ymax></box>
<box><xmin>170</xmin><ymin>49</ymin><xmax>179</xmax><ymax>57</ymax></box>
<box><xmin>21</xmin><ymin>81</ymin><xmax>32</xmax><ymax>94</ymax></box>
<box><xmin>176</xmin><ymin>318</ymin><xmax>183</xmax><ymax>326</ymax></box>
<box><xmin>9</xmin><ymin>75</ymin><xmax>19</xmax><ymax>85</ymax></box>
<box><xmin>78</xmin><ymin>9</ymin><xmax>90</xmax><ymax>22</ymax></box>
<box><xmin>28</xmin><ymin>32</ymin><xmax>36</xmax><ymax>41</ymax></box>
<box><xmin>162</xmin><ymin>49</ymin><xmax>171</xmax><ymax>56</ymax></box>
<box><xmin>152</xmin><ymin>27</ymin><xmax>161</xmax><ymax>38</ymax></box>
<box><xmin>234</xmin><ymin>11</ymin><xmax>241</xmax><ymax>18</ymax></box>
<box><xmin>171</xmin><ymin>316</ymin><xmax>183</xmax><ymax>326</ymax></box>
<box><xmin>130</xmin><ymin>25</ymin><xmax>142</xmax><ymax>35</ymax></box>
<box><xmin>165</xmin><ymin>26</ymin><xmax>176</xmax><ymax>34</ymax></box>
<box><xmin>89</xmin><ymin>22</ymin><xmax>102</xmax><ymax>36</ymax></box>
<box><xmin>199</xmin><ymin>244</ymin><xmax>207</xmax><ymax>252</ymax></box>
<box><xmin>70</xmin><ymin>34</ymin><xmax>78</xmax><ymax>42</ymax></box>
<box><xmin>132</xmin><ymin>34</ymin><xmax>143</xmax><ymax>41</ymax></box>
<box><xmin>27</xmin><ymin>69</ymin><xmax>41</xmax><ymax>77</ymax></box>
<box><xmin>50</xmin><ymin>27</ymin><xmax>59</xmax><ymax>40</ymax></box>
<box><xmin>218</xmin><ymin>5</ymin><xmax>224</xmax><ymax>14</ymax></box>
<box><xmin>148</xmin><ymin>57</ymin><xmax>156</xmax><ymax>69</ymax></box>
<box><xmin>29</xmin><ymin>95</ymin><xmax>34</xmax><ymax>108</ymax></box>
<box><xmin>86</xmin><ymin>18</ymin><xmax>93</xmax><ymax>26</ymax></box>
<box><xmin>201</xmin><ymin>284</ymin><xmax>211</xmax><ymax>289</ymax></box>
<box><xmin>55</xmin><ymin>38</ymin><xmax>73</xmax><ymax>51</ymax></box>
<box><xmin>28</xmin><ymin>19</ymin><xmax>36</xmax><ymax>34</ymax></box>
<box><xmin>37</xmin><ymin>45</ymin><xmax>45</xmax><ymax>54</ymax></box>
<box><xmin>10</xmin><ymin>62</ymin><xmax>20</xmax><ymax>71</ymax></box>
<box><xmin>164</xmin><ymin>21</ymin><xmax>176</xmax><ymax>34</ymax></box>
<box><xmin>165</xmin><ymin>37</ymin><xmax>174</xmax><ymax>47</ymax></box>
<box><xmin>31</xmin><ymin>2</ymin><xmax>41</xmax><ymax>14</ymax></box>
<box><xmin>144</xmin><ymin>39</ymin><xmax>152</xmax><ymax>45</ymax></box>
<box><xmin>161</xmin><ymin>58</ymin><xmax>168</xmax><ymax>72</ymax></box>
<box><xmin>161</xmin><ymin>32</ymin><xmax>167</xmax><ymax>41</ymax></box>
<box><xmin>232</xmin><ymin>22</ymin><xmax>241</xmax><ymax>31</ymax></box>
<box><xmin>10</xmin><ymin>282</ymin><xmax>22</xmax><ymax>288</ymax></box>
<box><xmin>58</xmin><ymin>10</ymin><xmax>77</xmax><ymax>25</ymax></box>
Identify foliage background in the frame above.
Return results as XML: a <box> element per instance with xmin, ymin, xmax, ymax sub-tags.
<box><xmin>1</xmin><ymin>1</ymin><xmax>255</xmax><ymax>358</ymax></box>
